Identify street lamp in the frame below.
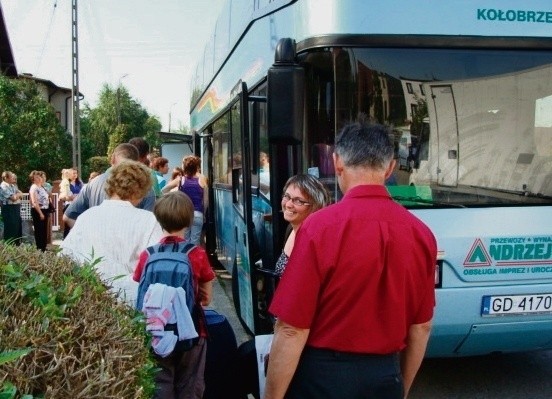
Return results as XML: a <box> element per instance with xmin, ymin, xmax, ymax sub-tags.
<box><xmin>117</xmin><ymin>73</ymin><xmax>128</xmax><ymax>125</ymax></box>
<box><xmin>168</xmin><ymin>102</ymin><xmax>177</xmax><ymax>132</ymax></box>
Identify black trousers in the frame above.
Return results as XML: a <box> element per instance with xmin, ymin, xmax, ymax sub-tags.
<box><xmin>2</xmin><ymin>204</ymin><xmax>22</xmax><ymax>245</ymax></box>
<box><xmin>31</xmin><ymin>208</ymin><xmax>48</xmax><ymax>251</ymax></box>
<box><xmin>63</xmin><ymin>203</ymin><xmax>71</xmax><ymax>238</ymax></box>
<box><xmin>286</xmin><ymin>347</ymin><xmax>403</xmax><ymax>399</ymax></box>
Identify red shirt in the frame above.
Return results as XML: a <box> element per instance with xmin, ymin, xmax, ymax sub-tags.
<box><xmin>133</xmin><ymin>236</ymin><xmax>216</xmax><ymax>336</ymax></box>
<box><xmin>269</xmin><ymin>185</ymin><xmax>437</xmax><ymax>354</ymax></box>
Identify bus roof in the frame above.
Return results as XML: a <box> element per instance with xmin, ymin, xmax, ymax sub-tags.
<box><xmin>190</xmin><ymin>0</ymin><xmax>552</xmax><ymax>129</ymax></box>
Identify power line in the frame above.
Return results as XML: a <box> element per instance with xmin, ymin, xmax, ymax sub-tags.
<box><xmin>36</xmin><ymin>0</ymin><xmax>58</xmax><ymax>74</ymax></box>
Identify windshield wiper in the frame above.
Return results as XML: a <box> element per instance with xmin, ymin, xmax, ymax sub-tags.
<box><xmin>521</xmin><ymin>191</ymin><xmax>552</xmax><ymax>200</ymax></box>
<box><xmin>391</xmin><ymin>196</ymin><xmax>466</xmax><ymax>208</ymax></box>
<box><xmin>468</xmin><ymin>186</ymin><xmax>552</xmax><ymax>201</ymax></box>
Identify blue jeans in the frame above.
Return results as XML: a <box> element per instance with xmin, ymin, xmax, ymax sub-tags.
<box><xmin>185</xmin><ymin>211</ymin><xmax>204</xmax><ymax>246</ymax></box>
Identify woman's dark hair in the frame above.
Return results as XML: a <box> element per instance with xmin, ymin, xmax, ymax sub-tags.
<box><xmin>151</xmin><ymin>157</ymin><xmax>169</xmax><ymax>171</ymax></box>
<box><xmin>182</xmin><ymin>155</ymin><xmax>201</xmax><ymax>177</ymax></box>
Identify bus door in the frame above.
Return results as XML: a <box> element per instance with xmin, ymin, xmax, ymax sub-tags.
<box><xmin>430</xmin><ymin>85</ymin><xmax>459</xmax><ymax>186</ymax></box>
<box><xmin>227</xmin><ymin>85</ymin><xmax>259</xmax><ymax>335</ymax></box>
<box><xmin>235</xmin><ymin>38</ymin><xmax>306</xmax><ymax>335</ymax></box>
<box><xmin>202</xmin><ymin>96</ymin><xmax>257</xmax><ymax>334</ymax></box>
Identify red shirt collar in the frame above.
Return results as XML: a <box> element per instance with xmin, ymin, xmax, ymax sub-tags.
<box><xmin>343</xmin><ymin>184</ymin><xmax>391</xmax><ymax>200</ymax></box>
<box><xmin>159</xmin><ymin>235</ymin><xmax>185</xmax><ymax>244</ymax></box>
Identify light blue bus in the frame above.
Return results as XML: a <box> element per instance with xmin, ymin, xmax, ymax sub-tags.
<box><xmin>189</xmin><ymin>0</ymin><xmax>552</xmax><ymax>357</ymax></box>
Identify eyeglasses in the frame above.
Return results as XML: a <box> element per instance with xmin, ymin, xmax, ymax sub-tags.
<box><xmin>282</xmin><ymin>193</ymin><xmax>311</xmax><ymax>207</ymax></box>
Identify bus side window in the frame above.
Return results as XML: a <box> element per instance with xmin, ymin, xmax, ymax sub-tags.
<box><xmin>259</xmin><ymin>151</ymin><xmax>270</xmax><ymax>198</ymax></box>
<box><xmin>312</xmin><ymin>144</ymin><xmax>335</xmax><ymax>178</ymax></box>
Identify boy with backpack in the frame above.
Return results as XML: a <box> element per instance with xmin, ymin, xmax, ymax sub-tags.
<box><xmin>133</xmin><ymin>191</ymin><xmax>216</xmax><ymax>399</ymax></box>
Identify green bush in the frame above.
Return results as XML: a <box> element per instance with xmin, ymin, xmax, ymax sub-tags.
<box><xmin>0</xmin><ymin>243</ymin><xmax>156</xmax><ymax>398</ymax></box>
<box><xmin>86</xmin><ymin>156</ymin><xmax>110</xmax><ymax>177</ymax></box>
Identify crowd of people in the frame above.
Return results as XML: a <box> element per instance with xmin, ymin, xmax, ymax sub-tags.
<box><xmin>1</xmin><ymin>122</ymin><xmax>437</xmax><ymax>399</ymax></box>
<box><xmin>0</xmin><ymin>167</ymin><xmax>94</xmax><ymax>251</ymax></box>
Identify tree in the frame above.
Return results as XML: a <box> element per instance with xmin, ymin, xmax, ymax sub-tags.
<box><xmin>107</xmin><ymin>123</ymin><xmax>128</xmax><ymax>156</ymax></box>
<box><xmin>174</xmin><ymin>123</ymin><xmax>190</xmax><ymax>135</ymax></box>
<box><xmin>80</xmin><ymin>84</ymin><xmax>162</xmax><ymax>161</ymax></box>
<box><xmin>0</xmin><ymin>75</ymin><xmax>72</xmax><ymax>191</ymax></box>
<box><xmin>410</xmin><ymin>95</ymin><xmax>428</xmax><ymax>137</ymax></box>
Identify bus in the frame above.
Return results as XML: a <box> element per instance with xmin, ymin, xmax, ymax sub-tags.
<box><xmin>189</xmin><ymin>0</ymin><xmax>552</xmax><ymax>357</ymax></box>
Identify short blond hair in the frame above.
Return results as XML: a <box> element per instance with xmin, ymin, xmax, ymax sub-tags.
<box><xmin>61</xmin><ymin>168</ymin><xmax>71</xmax><ymax>180</ymax></box>
<box><xmin>2</xmin><ymin>171</ymin><xmax>13</xmax><ymax>182</ymax></box>
<box><xmin>28</xmin><ymin>170</ymin><xmax>42</xmax><ymax>183</ymax></box>
<box><xmin>105</xmin><ymin>160</ymin><xmax>152</xmax><ymax>201</ymax></box>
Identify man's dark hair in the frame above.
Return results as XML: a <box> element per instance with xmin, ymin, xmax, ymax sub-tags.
<box><xmin>128</xmin><ymin>137</ymin><xmax>150</xmax><ymax>158</ymax></box>
<box><xmin>335</xmin><ymin>122</ymin><xmax>394</xmax><ymax>170</ymax></box>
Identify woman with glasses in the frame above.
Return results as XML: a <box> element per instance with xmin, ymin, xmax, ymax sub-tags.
<box><xmin>275</xmin><ymin>174</ymin><xmax>330</xmax><ymax>277</ymax></box>
<box><xmin>234</xmin><ymin>174</ymin><xmax>330</xmax><ymax>397</ymax></box>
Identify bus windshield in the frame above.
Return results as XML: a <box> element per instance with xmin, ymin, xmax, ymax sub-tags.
<box><xmin>301</xmin><ymin>47</ymin><xmax>552</xmax><ymax>207</ymax></box>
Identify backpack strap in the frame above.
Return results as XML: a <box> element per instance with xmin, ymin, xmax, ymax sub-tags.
<box><xmin>180</xmin><ymin>242</ymin><xmax>197</xmax><ymax>296</ymax></box>
<box><xmin>146</xmin><ymin>244</ymin><xmax>158</xmax><ymax>256</ymax></box>
<box><xmin>152</xmin><ymin>240</ymin><xmax>195</xmax><ymax>254</ymax></box>
<box><xmin>173</xmin><ymin>240</ymin><xmax>205</xmax><ymax>340</ymax></box>
<box><xmin>179</xmin><ymin>242</ymin><xmax>196</xmax><ymax>256</ymax></box>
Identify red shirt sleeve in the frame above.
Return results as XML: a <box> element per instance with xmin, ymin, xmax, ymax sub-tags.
<box><xmin>188</xmin><ymin>246</ymin><xmax>216</xmax><ymax>283</ymax></box>
<box><xmin>132</xmin><ymin>250</ymin><xmax>149</xmax><ymax>282</ymax></box>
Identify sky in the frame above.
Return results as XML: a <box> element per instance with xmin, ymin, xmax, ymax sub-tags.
<box><xmin>1</xmin><ymin>0</ymin><xmax>226</xmax><ymax>131</ymax></box>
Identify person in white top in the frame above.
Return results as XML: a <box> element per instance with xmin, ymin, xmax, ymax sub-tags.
<box><xmin>28</xmin><ymin>170</ymin><xmax>50</xmax><ymax>251</ymax></box>
<box><xmin>60</xmin><ymin>160</ymin><xmax>163</xmax><ymax>306</ymax></box>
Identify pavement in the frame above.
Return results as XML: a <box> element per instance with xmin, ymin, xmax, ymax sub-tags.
<box><xmin>207</xmin><ymin>268</ymin><xmax>253</xmax><ymax>346</ymax></box>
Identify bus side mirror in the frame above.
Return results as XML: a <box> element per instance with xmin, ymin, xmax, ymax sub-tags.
<box><xmin>267</xmin><ymin>38</ymin><xmax>304</xmax><ymax>144</ymax></box>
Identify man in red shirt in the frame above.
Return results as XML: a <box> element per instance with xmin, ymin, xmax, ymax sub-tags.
<box><xmin>264</xmin><ymin>122</ymin><xmax>437</xmax><ymax>399</ymax></box>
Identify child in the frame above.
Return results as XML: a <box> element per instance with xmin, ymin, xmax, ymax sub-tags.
<box><xmin>133</xmin><ymin>191</ymin><xmax>216</xmax><ymax>399</ymax></box>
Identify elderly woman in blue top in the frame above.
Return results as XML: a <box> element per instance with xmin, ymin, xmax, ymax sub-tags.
<box><xmin>1</xmin><ymin>171</ymin><xmax>24</xmax><ymax>245</ymax></box>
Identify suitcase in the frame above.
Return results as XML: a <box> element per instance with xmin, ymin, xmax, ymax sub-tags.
<box><xmin>235</xmin><ymin>335</ymin><xmax>274</xmax><ymax>399</ymax></box>
<box><xmin>203</xmin><ymin>309</ymin><xmax>244</xmax><ymax>399</ymax></box>
<box><xmin>235</xmin><ymin>339</ymin><xmax>260</xmax><ymax>399</ymax></box>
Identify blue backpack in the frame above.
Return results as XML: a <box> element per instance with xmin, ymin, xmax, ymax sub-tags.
<box><xmin>136</xmin><ymin>241</ymin><xmax>199</xmax><ymax>350</ymax></box>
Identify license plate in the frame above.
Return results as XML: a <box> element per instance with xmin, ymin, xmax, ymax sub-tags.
<box><xmin>481</xmin><ymin>294</ymin><xmax>552</xmax><ymax>316</ymax></box>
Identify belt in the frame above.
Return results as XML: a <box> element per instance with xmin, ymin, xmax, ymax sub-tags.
<box><xmin>303</xmin><ymin>346</ymin><xmax>399</xmax><ymax>360</ymax></box>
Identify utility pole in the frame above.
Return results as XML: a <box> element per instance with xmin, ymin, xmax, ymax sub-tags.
<box><xmin>117</xmin><ymin>73</ymin><xmax>128</xmax><ymax>125</ymax></box>
<box><xmin>71</xmin><ymin>0</ymin><xmax>81</xmax><ymax>174</ymax></box>
<box><xmin>168</xmin><ymin>102</ymin><xmax>177</xmax><ymax>132</ymax></box>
